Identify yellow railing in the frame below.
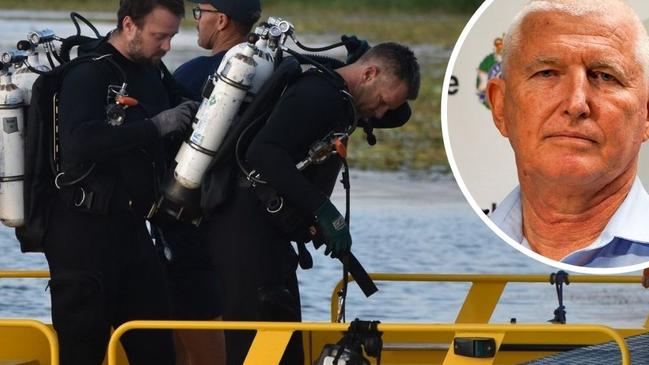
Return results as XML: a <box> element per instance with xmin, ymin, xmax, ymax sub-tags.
<box><xmin>0</xmin><ymin>271</ymin><xmax>55</xmax><ymax>364</ymax></box>
<box><xmin>0</xmin><ymin>319</ymin><xmax>59</xmax><ymax>365</ymax></box>
<box><xmin>0</xmin><ymin>271</ymin><xmax>645</xmax><ymax>365</ymax></box>
<box><xmin>107</xmin><ymin>320</ymin><xmax>631</xmax><ymax>365</ymax></box>
<box><xmin>0</xmin><ymin>270</ymin><xmax>50</xmax><ymax>279</ymax></box>
<box><xmin>330</xmin><ymin>273</ymin><xmax>646</xmax><ymax>324</ymax></box>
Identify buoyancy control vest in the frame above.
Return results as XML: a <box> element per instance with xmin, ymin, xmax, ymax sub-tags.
<box><xmin>16</xmin><ymin>53</ymin><xmax>127</xmax><ymax>252</ymax></box>
<box><xmin>234</xmin><ymin>65</ymin><xmax>355</xmax><ymax>240</ymax></box>
<box><xmin>15</xmin><ymin>36</ymin><xmax>178</xmax><ymax>253</ymax></box>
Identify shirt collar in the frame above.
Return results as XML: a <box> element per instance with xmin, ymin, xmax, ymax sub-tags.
<box><xmin>489</xmin><ymin>177</ymin><xmax>649</xmax><ymax>258</ymax></box>
<box><xmin>562</xmin><ymin>176</ymin><xmax>649</xmax><ymax>260</ymax></box>
<box><xmin>489</xmin><ymin>185</ymin><xmax>523</xmax><ymax>242</ymax></box>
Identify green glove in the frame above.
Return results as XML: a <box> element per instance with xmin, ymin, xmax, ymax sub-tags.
<box><xmin>315</xmin><ymin>200</ymin><xmax>352</xmax><ymax>258</ymax></box>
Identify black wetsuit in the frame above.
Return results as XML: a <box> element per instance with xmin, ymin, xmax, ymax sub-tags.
<box><xmin>144</xmin><ymin>52</ymin><xmax>229</xmax><ymax>322</ymax></box>
<box><xmin>206</xmin><ymin>70</ymin><xmax>351</xmax><ymax>365</ymax></box>
<box><xmin>42</xmin><ymin>41</ymin><xmax>177</xmax><ymax>365</ymax></box>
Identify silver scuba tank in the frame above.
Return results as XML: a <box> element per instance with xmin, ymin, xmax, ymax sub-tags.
<box><xmin>154</xmin><ymin>17</ymin><xmax>297</xmax><ymax>222</ymax></box>
<box><xmin>173</xmin><ymin>37</ymin><xmax>274</xmax><ymax>189</ymax></box>
<box><xmin>0</xmin><ymin>63</ymin><xmax>26</xmax><ymax>227</ymax></box>
<box><xmin>13</xmin><ymin>52</ymin><xmax>50</xmax><ymax>107</ymax></box>
<box><xmin>156</xmin><ymin>35</ymin><xmax>275</xmax><ymax>221</ymax></box>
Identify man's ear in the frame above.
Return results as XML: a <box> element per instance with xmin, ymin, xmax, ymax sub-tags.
<box><xmin>362</xmin><ymin>64</ymin><xmax>378</xmax><ymax>83</ymax></box>
<box><xmin>122</xmin><ymin>16</ymin><xmax>137</xmax><ymax>40</ymax></box>
<box><xmin>487</xmin><ymin>77</ymin><xmax>508</xmax><ymax>137</ymax></box>
<box><xmin>121</xmin><ymin>16</ymin><xmax>138</xmax><ymax>42</ymax></box>
<box><xmin>642</xmin><ymin>99</ymin><xmax>649</xmax><ymax>142</ymax></box>
<box><xmin>216</xmin><ymin>12</ymin><xmax>230</xmax><ymax>31</ymax></box>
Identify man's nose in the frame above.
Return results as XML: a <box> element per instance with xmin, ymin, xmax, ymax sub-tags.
<box><xmin>161</xmin><ymin>38</ymin><xmax>172</xmax><ymax>53</ymax></box>
<box><xmin>563</xmin><ymin>71</ymin><xmax>590</xmax><ymax>120</ymax></box>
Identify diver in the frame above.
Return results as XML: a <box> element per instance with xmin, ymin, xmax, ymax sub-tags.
<box><xmin>40</xmin><ymin>1</ymin><xmax>197</xmax><ymax>364</ymax></box>
<box><xmin>157</xmin><ymin>0</ymin><xmax>261</xmax><ymax>364</ymax></box>
<box><xmin>205</xmin><ymin>43</ymin><xmax>420</xmax><ymax>365</ymax></box>
<box><xmin>174</xmin><ymin>0</ymin><xmax>261</xmax><ymax>101</ymax></box>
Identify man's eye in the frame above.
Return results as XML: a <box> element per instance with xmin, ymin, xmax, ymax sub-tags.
<box><xmin>597</xmin><ymin>72</ymin><xmax>616</xmax><ymax>82</ymax></box>
<box><xmin>534</xmin><ymin>70</ymin><xmax>555</xmax><ymax>78</ymax></box>
<box><xmin>587</xmin><ymin>70</ymin><xmax>619</xmax><ymax>84</ymax></box>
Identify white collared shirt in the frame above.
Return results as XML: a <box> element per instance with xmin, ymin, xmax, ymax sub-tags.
<box><xmin>490</xmin><ymin>176</ymin><xmax>649</xmax><ymax>268</ymax></box>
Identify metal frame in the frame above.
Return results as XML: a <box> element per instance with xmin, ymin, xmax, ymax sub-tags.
<box><xmin>106</xmin><ymin>321</ymin><xmax>631</xmax><ymax>365</ymax></box>
<box><xmin>330</xmin><ymin>273</ymin><xmax>648</xmax><ymax>324</ymax></box>
<box><xmin>1</xmin><ymin>270</ymin><xmax>645</xmax><ymax>365</ymax></box>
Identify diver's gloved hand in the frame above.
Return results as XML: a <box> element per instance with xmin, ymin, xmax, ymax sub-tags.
<box><xmin>150</xmin><ymin>100</ymin><xmax>199</xmax><ymax>136</ymax></box>
<box><xmin>342</xmin><ymin>34</ymin><xmax>370</xmax><ymax>64</ymax></box>
<box><xmin>314</xmin><ymin>200</ymin><xmax>352</xmax><ymax>258</ymax></box>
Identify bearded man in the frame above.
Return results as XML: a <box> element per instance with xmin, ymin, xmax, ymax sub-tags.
<box><xmin>42</xmin><ymin>1</ymin><xmax>198</xmax><ymax>364</ymax></box>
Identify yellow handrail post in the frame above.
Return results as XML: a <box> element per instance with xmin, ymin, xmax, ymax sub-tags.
<box><xmin>0</xmin><ymin>319</ymin><xmax>59</xmax><ymax>365</ymax></box>
<box><xmin>243</xmin><ymin>329</ymin><xmax>294</xmax><ymax>365</ymax></box>
<box><xmin>456</xmin><ymin>282</ymin><xmax>506</xmax><ymax>323</ymax></box>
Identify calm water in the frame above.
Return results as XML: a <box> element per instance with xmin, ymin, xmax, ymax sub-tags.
<box><xmin>1</xmin><ymin>11</ymin><xmax>648</xmax><ymax>329</ymax></box>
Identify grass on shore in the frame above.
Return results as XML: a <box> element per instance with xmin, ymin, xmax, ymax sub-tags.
<box><xmin>3</xmin><ymin>0</ymin><xmax>482</xmax><ymax>13</ymax></box>
<box><xmin>2</xmin><ymin>0</ymin><xmax>472</xmax><ymax>45</ymax></box>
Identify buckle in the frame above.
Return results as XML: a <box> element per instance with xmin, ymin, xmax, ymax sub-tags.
<box><xmin>73</xmin><ymin>187</ymin><xmax>87</xmax><ymax>207</ymax></box>
<box><xmin>266</xmin><ymin>196</ymin><xmax>284</xmax><ymax>213</ymax></box>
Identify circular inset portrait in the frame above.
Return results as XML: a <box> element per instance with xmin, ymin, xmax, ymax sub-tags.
<box><xmin>443</xmin><ymin>0</ymin><xmax>649</xmax><ymax>273</ymax></box>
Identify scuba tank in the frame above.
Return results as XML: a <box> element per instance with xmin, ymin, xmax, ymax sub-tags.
<box><xmin>12</xmin><ymin>39</ymin><xmax>51</xmax><ymax>109</ymax></box>
<box><xmin>0</xmin><ymin>60</ymin><xmax>26</xmax><ymax>227</ymax></box>
<box><xmin>154</xmin><ymin>20</ymin><xmax>288</xmax><ymax>221</ymax></box>
<box><xmin>174</xmin><ymin>35</ymin><xmax>274</xmax><ymax>189</ymax></box>
<box><xmin>11</xmin><ymin>14</ymin><xmax>113</xmax><ymax>252</ymax></box>
<box><xmin>0</xmin><ymin>29</ymin><xmax>62</xmax><ymax>229</ymax></box>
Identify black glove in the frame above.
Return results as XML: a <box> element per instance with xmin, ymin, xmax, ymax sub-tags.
<box><xmin>314</xmin><ymin>200</ymin><xmax>352</xmax><ymax>258</ymax></box>
<box><xmin>150</xmin><ymin>100</ymin><xmax>199</xmax><ymax>136</ymax></box>
<box><xmin>342</xmin><ymin>34</ymin><xmax>370</xmax><ymax>64</ymax></box>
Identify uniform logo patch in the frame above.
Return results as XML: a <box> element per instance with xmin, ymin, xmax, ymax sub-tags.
<box><xmin>476</xmin><ymin>36</ymin><xmax>504</xmax><ymax>109</ymax></box>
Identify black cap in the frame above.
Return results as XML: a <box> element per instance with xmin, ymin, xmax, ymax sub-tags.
<box><xmin>189</xmin><ymin>0</ymin><xmax>261</xmax><ymax>23</ymax></box>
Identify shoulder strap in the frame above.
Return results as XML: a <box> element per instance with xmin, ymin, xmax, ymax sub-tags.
<box><xmin>158</xmin><ymin>61</ymin><xmax>182</xmax><ymax>106</ymax></box>
<box><xmin>287</xmin><ymin>50</ymin><xmax>357</xmax><ymax>133</ymax></box>
<box><xmin>300</xmin><ymin>67</ymin><xmax>357</xmax><ymax>134</ymax></box>
<box><xmin>50</xmin><ymin>54</ymin><xmax>125</xmax><ymax>180</ymax></box>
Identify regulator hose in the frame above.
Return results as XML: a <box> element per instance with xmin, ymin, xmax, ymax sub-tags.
<box><xmin>70</xmin><ymin>12</ymin><xmax>101</xmax><ymax>39</ymax></box>
<box><xmin>58</xmin><ymin>35</ymin><xmax>99</xmax><ymax>63</ymax></box>
<box><xmin>297</xmin><ymin>53</ymin><xmax>345</xmax><ymax>69</ymax></box>
<box><xmin>293</xmin><ymin>38</ymin><xmax>346</xmax><ymax>52</ymax></box>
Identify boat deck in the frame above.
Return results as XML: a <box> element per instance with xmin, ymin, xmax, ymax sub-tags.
<box><xmin>524</xmin><ymin>332</ymin><xmax>649</xmax><ymax>365</ymax></box>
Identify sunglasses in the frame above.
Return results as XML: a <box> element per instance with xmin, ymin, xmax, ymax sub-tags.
<box><xmin>192</xmin><ymin>7</ymin><xmax>220</xmax><ymax>20</ymax></box>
